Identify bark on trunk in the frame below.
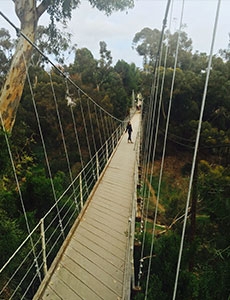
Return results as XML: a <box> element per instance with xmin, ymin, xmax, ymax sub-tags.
<box><xmin>0</xmin><ymin>0</ymin><xmax>47</xmax><ymax>132</ymax></box>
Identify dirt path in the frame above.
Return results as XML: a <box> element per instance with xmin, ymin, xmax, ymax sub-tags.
<box><xmin>145</xmin><ymin>178</ymin><xmax>165</xmax><ymax>213</ymax></box>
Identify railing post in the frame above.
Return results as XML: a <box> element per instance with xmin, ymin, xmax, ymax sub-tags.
<box><xmin>80</xmin><ymin>173</ymin><xmax>83</xmax><ymax>209</ymax></box>
<box><xmin>96</xmin><ymin>152</ymin><xmax>99</xmax><ymax>180</ymax></box>
<box><xmin>112</xmin><ymin>133</ymin><xmax>115</xmax><ymax>151</ymax></box>
<box><xmin>106</xmin><ymin>141</ymin><xmax>109</xmax><ymax>162</ymax></box>
<box><xmin>40</xmin><ymin>218</ymin><xmax>47</xmax><ymax>277</ymax></box>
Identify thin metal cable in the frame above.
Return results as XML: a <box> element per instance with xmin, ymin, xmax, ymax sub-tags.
<box><xmin>65</xmin><ymin>79</ymin><xmax>89</xmax><ymax>199</ymax></box>
<box><xmin>137</xmin><ymin>0</ymin><xmax>172</xmax><ymax>287</ymax></box>
<box><xmin>105</xmin><ymin>115</ymin><xmax>111</xmax><ymax>140</ymax></box>
<box><xmin>0</xmin><ymin>113</ymin><xmax>42</xmax><ymax>282</ymax></box>
<box><xmin>172</xmin><ymin>1</ymin><xmax>221</xmax><ymax>299</ymax></box>
<box><xmin>99</xmin><ymin>109</ymin><xmax>107</xmax><ymax>143</ymax></box>
<box><xmin>86</xmin><ymin>97</ymin><xmax>97</xmax><ymax>155</ymax></box>
<box><xmin>49</xmin><ymin>73</ymin><xmax>75</xmax><ymax>187</ymax></box>
<box><xmin>24</xmin><ymin>59</ymin><xmax>65</xmax><ymax>240</ymax></box>
<box><xmin>94</xmin><ymin>103</ymin><xmax>103</xmax><ymax>147</ymax></box>
<box><xmin>140</xmin><ymin>0</ymin><xmax>171</xmax><ymax>217</ymax></box>
<box><xmin>144</xmin><ymin>3</ymin><xmax>175</xmax><ymax>299</ymax></box>
<box><xmin>65</xmin><ymin>80</ymin><xmax>85</xmax><ymax>170</ymax></box>
<box><xmin>137</xmin><ymin>54</ymin><xmax>163</xmax><ymax>288</ymax></box>
<box><xmin>78</xmin><ymin>91</ymin><xmax>93</xmax><ymax>161</ymax></box>
<box><xmin>142</xmin><ymin>0</ymin><xmax>172</xmax><ymax>172</ymax></box>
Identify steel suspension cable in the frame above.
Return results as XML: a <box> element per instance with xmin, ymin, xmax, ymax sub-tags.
<box><xmin>65</xmin><ymin>80</ymin><xmax>90</xmax><ymax>198</ymax></box>
<box><xmin>172</xmin><ymin>1</ymin><xmax>221</xmax><ymax>299</ymax></box>
<box><xmin>65</xmin><ymin>80</ymin><xmax>85</xmax><ymax>170</ymax></box>
<box><xmin>137</xmin><ymin>0</ymin><xmax>172</xmax><ymax>288</ymax></box>
<box><xmin>144</xmin><ymin>0</ymin><xmax>175</xmax><ymax>296</ymax></box>
<box><xmin>137</xmin><ymin>47</ymin><xmax>164</xmax><ymax>288</ymax></box>
<box><xmin>49</xmin><ymin>72</ymin><xmax>78</xmax><ymax>207</ymax></box>
<box><xmin>94</xmin><ymin>103</ymin><xmax>103</xmax><ymax>147</ymax></box>
<box><xmin>140</xmin><ymin>0</ymin><xmax>172</xmax><ymax>206</ymax></box>
<box><xmin>0</xmin><ymin>113</ymin><xmax>42</xmax><ymax>282</ymax></box>
<box><xmin>145</xmin><ymin>1</ymin><xmax>180</xmax><ymax>297</ymax></box>
<box><xmin>86</xmin><ymin>97</ymin><xmax>97</xmax><ymax>155</ymax></box>
<box><xmin>99</xmin><ymin>109</ymin><xmax>107</xmax><ymax>144</ymax></box>
<box><xmin>23</xmin><ymin>55</ymin><xmax>65</xmax><ymax>239</ymax></box>
<box><xmin>142</xmin><ymin>0</ymin><xmax>172</xmax><ymax>172</ymax></box>
<box><xmin>78</xmin><ymin>90</ymin><xmax>93</xmax><ymax>161</ymax></box>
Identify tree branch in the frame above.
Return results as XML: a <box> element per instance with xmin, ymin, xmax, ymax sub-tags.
<box><xmin>37</xmin><ymin>0</ymin><xmax>50</xmax><ymax>19</ymax></box>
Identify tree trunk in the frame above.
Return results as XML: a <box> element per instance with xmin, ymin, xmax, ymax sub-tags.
<box><xmin>0</xmin><ymin>0</ymin><xmax>44</xmax><ymax>132</ymax></box>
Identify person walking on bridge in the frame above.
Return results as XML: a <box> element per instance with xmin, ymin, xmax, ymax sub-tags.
<box><xmin>126</xmin><ymin>121</ymin><xmax>133</xmax><ymax>143</ymax></box>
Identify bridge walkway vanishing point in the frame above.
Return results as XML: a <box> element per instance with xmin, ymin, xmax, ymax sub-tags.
<box><xmin>33</xmin><ymin>112</ymin><xmax>141</xmax><ymax>300</ymax></box>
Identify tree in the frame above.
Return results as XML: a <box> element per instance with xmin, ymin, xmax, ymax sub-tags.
<box><xmin>94</xmin><ymin>41</ymin><xmax>113</xmax><ymax>91</ymax></box>
<box><xmin>114</xmin><ymin>60</ymin><xmax>141</xmax><ymax>96</ymax></box>
<box><xmin>132</xmin><ymin>27</ymin><xmax>162</xmax><ymax>68</ymax></box>
<box><xmin>0</xmin><ymin>28</ymin><xmax>15</xmax><ymax>86</ymax></box>
<box><xmin>32</xmin><ymin>25</ymin><xmax>76</xmax><ymax>67</ymax></box>
<box><xmin>0</xmin><ymin>0</ymin><xmax>134</xmax><ymax>133</ymax></box>
<box><xmin>166</xmin><ymin>29</ymin><xmax>193</xmax><ymax>69</ymax></box>
<box><xmin>70</xmin><ymin>47</ymin><xmax>97</xmax><ymax>85</ymax></box>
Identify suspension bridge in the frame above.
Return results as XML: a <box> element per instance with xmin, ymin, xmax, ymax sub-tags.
<box><xmin>0</xmin><ymin>12</ymin><xmax>144</xmax><ymax>296</ymax></box>
<box><xmin>33</xmin><ymin>112</ymin><xmax>141</xmax><ymax>300</ymax></box>
<box><xmin>0</xmin><ymin>0</ymin><xmax>225</xmax><ymax>299</ymax></box>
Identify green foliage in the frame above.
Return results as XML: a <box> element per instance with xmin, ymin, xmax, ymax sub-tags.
<box><xmin>198</xmin><ymin>161</ymin><xmax>230</xmax><ymax>235</ymax></box>
<box><xmin>132</xmin><ymin>27</ymin><xmax>162</xmax><ymax>67</ymax></box>
<box><xmin>0</xmin><ymin>130</ymin><xmax>10</xmax><ymax>176</ymax></box>
<box><xmin>135</xmin><ymin>158</ymin><xmax>230</xmax><ymax>299</ymax></box>
<box><xmin>87</xmin><ymin>0</ymin><xmax>134</xmax><ymax>15</ymax></box>
<box><xmin>33</xmin><ymin>25</ymin><xmax>75</xmax><ymax>65</ymax></box>
<box><xmin>135</xmin><ymin>232</ymin><xmax>198</xmax><ymax>300</ymax></box>
<box><xmin>0</xmin><ymin>209</ymin><xmax>23</xmax><ymax>263</ymax></box>
<box><xmin>114</xmin><ymin>60</ymin><xmax>141</xmax><ymax>96</ymax></box>
<box><xmin>0</xmin><ymin>28</ymin><xmax>14</xmax><ymax>84</ymax></box>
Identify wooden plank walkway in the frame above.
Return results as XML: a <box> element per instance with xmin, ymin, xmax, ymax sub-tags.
<box><xmin>33</xmin><ymin>112</ymin><xmax>141</xmax><ymax>300</ymax></box>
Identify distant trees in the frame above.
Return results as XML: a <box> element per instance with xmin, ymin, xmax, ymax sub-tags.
<box><xmin>69</xmin><ymin>42</ymin><xmax>141</xmax><ymax>119</ymax></box>
<box><xmin>132</xmin><ymin>27</ymin><xmax>193</xmax><ymax>70</ymax></box>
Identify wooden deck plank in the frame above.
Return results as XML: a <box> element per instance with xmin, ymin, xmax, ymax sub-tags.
<box><xmin>80</xmin><ymin>219</ymin><xmax>127</xmax><ymax>248</ymax></box>
<box><xmin>61</xmin><ymin>255</ymin><xmax>121</xmax><ymax>299</ymax></box>
<box><xmin>64</xmin><ymin>249</ymin><xmax>123</xmax><ymax>293</ymax></box>
<box><xmin>68</xmin><ymin>241</ymin><xmax>123</xmax><ymax>281</ymax></box>
<box><xmin>72</xmin><ymin>232</ymin><xmax>124</xmax><ymax>267</ymax></box>
<box><xmin>33</xmin><ymin>112</ymin><xmax>141</xmax><ymax>300</ymax></box>
<box><xmin>74</xmin><ymin>227</ymin><xmax>125</xmax><ymax>260</ymax></box>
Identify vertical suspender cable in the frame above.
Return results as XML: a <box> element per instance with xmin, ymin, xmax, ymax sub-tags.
<box><xmin>145</xmin><ymin>0</ymin><xmax>177</xmax><ymax>297</ymax></box>
<box><xmin>78</xmin><ymin>90</ymin><xmax>93</xmax><ymax>161</ymax></box>
<box><xmin>137</xmin><ymin>0</ymin><xmax>172</xmax><ymax>288</ymax></box>
<box><xmin>172</xmin><ymin>1</ymin><xmax>221</xmax><ymax>299</ymax></box>
<box><xmin>0</xmin><ymin>112</ymin><xmax>42</xmax><ymax>282</ymax></box>
<box><xmin>24</xmin><ymin>56</ymin><xmax>65</xmax><ymax>239</ymax></box>
<box><xmin>49</xmin><ymin>73</ymin><xmax>74</xmax><ymax>183</ymax></box>
<box><xmin>94</xmin><ymin>103</ymin><xmax>103</xmax><ymax>147</ymax></box>
<box><xmin>86</xmin><ymin>97</ymin><xmax>97</xmax><ymax>155</ymax></box>
<box><xmin>65</xmin><ymin>79</ymin><xmax>89</xmax><ymax>198</ymax></box>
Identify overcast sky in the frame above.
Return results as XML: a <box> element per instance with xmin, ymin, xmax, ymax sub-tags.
<box><xmin>1</xmin><ymin>0</ymin><xmax>229</xmax><ymax>67</ymax></box>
